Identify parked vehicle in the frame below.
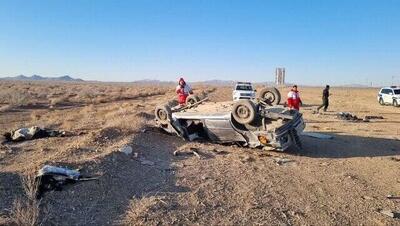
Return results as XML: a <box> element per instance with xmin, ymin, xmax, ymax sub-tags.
<box><xmin>232</xmin><ymin>82</ymin><xmax>256</xmax><ymax>101</ymax></box>
<box><xmin>377</xmin><ymin>86</ymin><xmax>400</xmax><ymax>107</ymax></box>
<box><xmin>155</xmin><ymin>88</ymin><xmax>305</xmax><ymax>151</ymax></box>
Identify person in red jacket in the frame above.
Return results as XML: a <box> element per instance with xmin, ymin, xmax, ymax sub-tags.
<box><xmin>287</xmin><ymin>85</ymin><xmax>302</xmax><ymax>111</ymax></box>
<box><xmin>176</xmin><ymin>77</ymin><xmax>193</xmax><ymax>105</ymax></box>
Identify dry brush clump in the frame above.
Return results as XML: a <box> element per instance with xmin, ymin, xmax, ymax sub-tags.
<box><xmin>121</xmin><ymin>196</ymin><xmax>167</xmax><ymax>225</ymax></box>
<box><xmin>10</xmin><ymin>172</ymin><xmax>44</xmax><ymax>226</ymax></box>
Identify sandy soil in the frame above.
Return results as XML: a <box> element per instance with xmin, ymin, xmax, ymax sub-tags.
<box><xmin>0</xmin><ymin>82</ymin><xmax>399</xmax><ymax>225</ymax></box>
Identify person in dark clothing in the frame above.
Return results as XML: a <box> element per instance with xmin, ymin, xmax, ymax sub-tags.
<box><xmin>317</xmin><ymin>85</ymin><xmax>330</xmax><ymax>112</ymax></box>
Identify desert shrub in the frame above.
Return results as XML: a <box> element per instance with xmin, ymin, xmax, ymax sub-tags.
<box><xmin>121</xmin><ymin>196</ymin><xmax>166</xmax><ymax>225</ymax></box>
<box><xmin>10</xmin><ymin>173</ymin><xmax>42</xmax><ymax>226</ymax></box>
<box><xmin>5</xmin><ymin>91</ymin><xmax>31</xmax><ymax>106</ymax></box>
<box><xmin>49</xmin><ymin>96</ymin><xmax>69</xmax><ymax>106</ymax></box>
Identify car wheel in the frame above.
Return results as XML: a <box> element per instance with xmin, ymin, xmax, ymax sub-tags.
<box><xmin>155</xmin><ymin>105</ymin><xmax>172</xmax><ymax>125</ymax></box>
<box><xmin>232</xmin><ymin>100</ymin><xmax>256</xmax><ymax>124</ymax></box>
<box><xmin>379</xmin><ymin>98</ymin><xmax>384</xmax><ymax>105</ymax></box>
<box><xmin>394</xmin><ymin>99</ymin><xmax>399</xmax><ymax>107</ymax></box>
<box><xmin>258</xmin><ymin>87</ymin><xmax>281</xmax><ymax>105</ymax></box>
<box><xmin>186</xmin><ymin>94</ymin><xmax>200</xmax><ymax>106</ymax></box>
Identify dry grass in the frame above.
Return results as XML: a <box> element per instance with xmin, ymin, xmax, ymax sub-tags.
<box><xmin>10</xmin><ymin>173</ymin><xmax>42</xmax><ymax>226</ymax></box>
<box><xmin>0</xmin><ymin>81</ymin><xmax>169</xmax><ymax>110</ymax></box>
<box><xmin>121</xmin><ymin>195</ymin><xmax>166</xmax><ymax>225</ymax></box>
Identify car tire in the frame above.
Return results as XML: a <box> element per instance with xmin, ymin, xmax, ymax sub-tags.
<box><xmin>186</xmin><ymin>94</ymin><xmax>200</xmax><ymax>106</ymax></box>
<box><xmin>394</xmin><ymin>99</ymin><xmax>399</xmax><ymax>107</ymax></box>
<box><xmin>258</xmin><ymin>87</ymin><xmax>281</xmax><ymax>105</ymax></box>
<box><xmin>232</xmin><ymin>100</ymin><xmax>256</xmax><ymax>124</ymax></box>
<box><xmin>379</xmin><ymin>98</ymin><xmax>384</xmax><ymax>105</ymax></box>
<box><xmin>155</xmin><ymin>105</ymin><xmax>172</xmax><ymax>125</ymax></box>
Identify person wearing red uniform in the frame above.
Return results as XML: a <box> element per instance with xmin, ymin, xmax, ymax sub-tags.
<box><xmin>287</xmin><ymin>85</ymin><xmax>302</xmax><ymax>111</ymax></box>
<box><xmin>176</xmin><ymin>77</ymin><xmax>193</xmax><ymax>105</ymax></box>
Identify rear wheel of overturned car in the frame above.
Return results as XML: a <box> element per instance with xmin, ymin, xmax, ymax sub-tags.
<box><xmin>379</xmin><ymin>98</ymin><xmax>384</xmax><ymax>105</ymax></box>
<box><xmin>186</xmin><ymin>94</ymin><xmax>200</xmax><ymax>106</ymax></box>
<box><xmin>232</xmin><ymin>100</ymin><xmax>256</xmax><ymax>125</ymax></box>
<box><xmin>155</xmin><ymin>105</ymin><xmax>172</xmax><ymax>125</ymax></box>
<box><xmin>258</xmin><ymin>87</ymin><xmax>281</xmax><ymax>105</ymax></box>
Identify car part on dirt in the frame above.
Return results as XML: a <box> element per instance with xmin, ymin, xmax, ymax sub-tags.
<box><xmin>186</xmin><ymin>94</ymin><xmax>200</xmax><ymax>106</ymax></box>
<box><xmin>364</xmin><ymin>115</ymin><xmax>384</xmax><ymax>120</ymax></box>
<box><xmin>232</xmin><ymin>99</ymin><xmax>257</xmax><ymax>125</ymax></box>
<box><xmin>258</xmin><ymin>87</ymin><xmax>281</xmax><ymax>105</ymax></box>
<box><xmin>3</xmin><ymin>126</ymin><xmax>66</xmax><ymax>142</ymax></box>
<box><xmin>394</xmin><ymin>99</ymin><xmax>399</xmax><ymax>107</ymax></box>
<box><xmin>36</xmin><ymin>165</ymin><xmax>99</xmax><ymax>199</ymax></box>
<box><xmin>154</xmin><ymin>105</ymin><xmax>172</xmax><ymax>125</ymax></box>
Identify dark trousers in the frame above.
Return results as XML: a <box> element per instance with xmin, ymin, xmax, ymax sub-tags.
<box><xmin>317</xmin><ymin>98</ymin><xmax>329</xmax><ymax>112</ymax></box>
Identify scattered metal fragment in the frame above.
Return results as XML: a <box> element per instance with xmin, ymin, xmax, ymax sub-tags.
<box><xmin>387</xmin><ymin>195</ymin><xmax>400</xmax><ymax>200</ymax></box>
<box><xmin>190</xmin><ymin>148</ymin><xmax>202</xmax><ymax>159</ymax></box>
<box><xmin>274</xmin><ymin>157</ymin><xmax>295</xmax><ymax>166</ymax></box>
<box><xmin>36</xmin><ymin>165</ymin><xmax>99</xmax><ymax>199</ymax></box>
<box><xmin>379</xmin><ymin>209</ymin><xmax>400</xmax><ymax>218</ymax></box>
<box><xmin>119</xmin><ymin>145</ymin><xmax>133</xmax><ymax>155</ymax></box>
<box><xmin>336</xmin><ymin>112</ymin><xmax>362</xmax><ymax>122</ymax></box>
<box><xmin>364</xmin><ymin>115</ymin><xmax>384</xmax><ymax>120</ymax></box>
<box><xmin>3</xmin><ymin>126</ymin><xmax>66</xmax><ymax>142</ymax></box>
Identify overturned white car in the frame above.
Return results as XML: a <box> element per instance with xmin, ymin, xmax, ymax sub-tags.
<box><xmin>154</xmin><ymin>88</ymin><xmax>305</xmax><ymax>151</ymax></box>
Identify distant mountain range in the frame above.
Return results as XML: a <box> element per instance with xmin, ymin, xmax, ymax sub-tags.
<box><xmin>0</xmin><ymin>75</ymin><xmax>84</xmax><ymax>82</ymax></box>
<box><xmin>132</xmin><ymin>79</ymin><xmax>278</xmax><ymax>87</ymax></box>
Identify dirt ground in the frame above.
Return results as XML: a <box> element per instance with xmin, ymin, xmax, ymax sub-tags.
<box><xmin>0</xmin><ymin>81</ymin><xmax>399</xmax><ymax>225</ymax></box>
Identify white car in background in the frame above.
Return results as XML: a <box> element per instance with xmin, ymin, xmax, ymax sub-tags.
<box><xmin>232</xmin><ymin>82</ymin><xmax>256</xmax><ymax>101</ymax></box>
<box><xmin>377</xmin><ymin>86</ymin><xmax>400</xmax><ymax>107</ymax></box>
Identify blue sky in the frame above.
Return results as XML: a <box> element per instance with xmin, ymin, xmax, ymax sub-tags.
<box><xmin>0</xmin><ymin>0</ymin><xmax>399</xmax><ymax>85</ymax></box>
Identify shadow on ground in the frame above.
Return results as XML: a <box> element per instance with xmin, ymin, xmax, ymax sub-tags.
<box><xmin>0</xmin><ymin>172</ymin><xmax>22</xmax><ymax>218</ymax></box>
<box><xmin>41</xmin><ymin>131</ymin><xmax>188</xmax><ymax>225</ymax></box>
<box><xmin>298</xmin><ymin>132</ymin><xmax>400</xmax><ymax>158</ymax></box>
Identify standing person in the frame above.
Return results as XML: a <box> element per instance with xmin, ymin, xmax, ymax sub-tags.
<box><xmin>317</xmin><ymin>85</ymin><xmax>330</xmax><ymax>112</ymax></box>
<box><xmin>287</xmin><ymin>85</ymin><xmax>302</xmax><ymax>111</ymax></box>
<box><xmin>176</xmin><ymin>77</ymin><xmax>193</xmax><ymax>105</ymax></box>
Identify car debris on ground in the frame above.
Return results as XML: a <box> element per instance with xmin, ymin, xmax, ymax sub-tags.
<box><xmin>364</xmin><ymin>115</ymin><xmax>384</xmax><ymax>120</ymax></box>
<box><xmin>301</xmin><ymin>132</ymin><xmax>333</xmax><ymax>139</ymax></box>
<box><xmin>387</xmin><ymin>195</ymin><xmax>400</xmax><ymax>200</ymax></box>
<box><xmin>3</xmin><ymin>126</ymin><xmax>66</xmax><ymax>142</ymax></box>
<box><xmin>336</xmin><ymin>112</ymin><xmax>385</xmax><ymax>122</ymax></box>
<box><xmin>36</xmin><ymin>165</ymin><xmax>99</xmax><ymax>199</ymax></box>
<box><xmin>273</xmin><ymin>157</ymin><xmax>296</xmax><ymax>166</ymax></box>
<box><xmin>118</xmin><ymin>145</ymin><xmax>133</xmax><ymax>155</ymax></box>
<box><xmin>378</xmin><ymin>209</ymin><xmax>400</xmax><ymax>219</ymax></box>
<box><xmin>336</xmin><ymin>112</ymin><xmax>363</xmax><ymax>121</ymax></box>
<box><xmin>173</xmin><ymin>147</ymin><xmax>203</xmax><ymax>159</ymax></box>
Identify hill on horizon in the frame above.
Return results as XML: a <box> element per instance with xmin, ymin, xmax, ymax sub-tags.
<box><xmin>0</xmin><ymin>74</ymin><xmax>84</xmax><ymax>82</ymax></box>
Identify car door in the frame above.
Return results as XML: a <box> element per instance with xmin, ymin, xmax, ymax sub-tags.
<box><xmin>384</xmin><ymin>89</ymin><xmax>393</xmax><ymax>103</ymax></box>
